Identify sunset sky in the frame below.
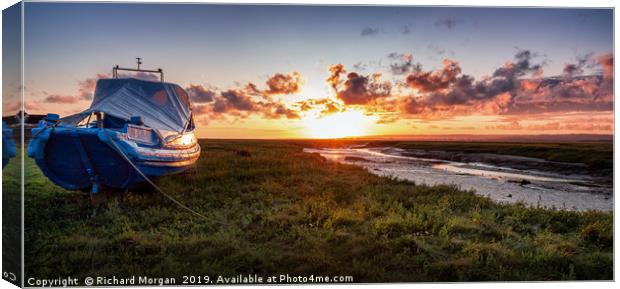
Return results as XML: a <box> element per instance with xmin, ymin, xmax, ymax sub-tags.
<box><xmin>6</xmin><ymin>3</ymin><xmax>614</xmax><ymax>138</ymax></box>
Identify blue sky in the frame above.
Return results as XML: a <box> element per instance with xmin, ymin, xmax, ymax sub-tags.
<box><xmin>24</xmin><ymin>4</ymin><xmax>612</xmax><ymax>92</ymax></box>
<box><xmin>2</xmin><ymin>2</ymin><xmax>21</xmax><ymax>115</ymax></box>
<box><xmin>12</xmin><ymin>3</ymin><xmax>615</xmax><ymax>138</ymax></box>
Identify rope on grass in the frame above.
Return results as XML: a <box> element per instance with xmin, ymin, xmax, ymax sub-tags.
<box><xmin>104</xmin><ymin>131</ymin><xmax>208</xmax><ymax>220</ymax></box>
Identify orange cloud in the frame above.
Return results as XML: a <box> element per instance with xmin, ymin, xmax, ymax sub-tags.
<box><xmin>264</xmin><ymin>72</ymin><xmax>302</xmax><ymax>95</ymax></box>
<box><xmin>190</xmin><ymin>72</ymin><xmax>305</xmax><ymax>121</ymax></box>
<box><xmin>187</xmin><ymin>84</ymin><xmax>215</xmax><ymax>103</ymax></box>
<box><xmin>406</xmin><ymin>58</ymin><xmax>461</xmax><ymax>93</ymax></box>
<box><xmin>397</xmin><ymin>50</ymin><xmax>612</xmax><ymax>119</ymax></box>
<box><xmin>326</xmin><ymin>64</ymin><xmax>392</xmax><ymax>105</ymax></box>
<box><xmin>44</xmin><ymin>94</ymin><xmax>82</xmax><ymax>104</ymax></box>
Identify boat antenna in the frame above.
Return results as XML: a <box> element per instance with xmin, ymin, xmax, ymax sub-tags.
<box><xmin>112</xmin><ymin>58</ymin><xmax>165</xmax><ymax>82</ymax></box>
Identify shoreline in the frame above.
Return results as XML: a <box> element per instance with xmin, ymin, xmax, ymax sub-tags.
<box><xmin>304</xmin><ymin>146</ymin><xmax>613</xmax><ymax>212</ymax></box>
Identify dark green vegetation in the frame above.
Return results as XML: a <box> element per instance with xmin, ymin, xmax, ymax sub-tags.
<box><xmin>24</xmin><ymin>140</ymin><xmax>612</xmax><ymax>282</ymax></box>
<box><xmin>3</xmin><ymin>150</ymin><xmax>22</xmax><ymax>284</ymax></box>
<box><xmin>395</xmin><ymin>142</ymin><xmax>612</xmax><ymax>172</ymax></box>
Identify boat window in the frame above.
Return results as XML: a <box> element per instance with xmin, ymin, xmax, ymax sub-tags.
<box><xmin>127</xmin><ymin>124</ymin><xmax>157</xmax><ymax>145</ymax></box>
<box><xmin>103</xmin><ymin>114</ymin><xmax>128</xmax><ymax>129</ymax></box>
<box><xmin>76</xmin><ymin>114</ymin><xmax>93</xmax><ymax>127</ymax></box>
<box><xmin>74</xmin><ymin>112</ymin><xmax>128</xmax><ymax>129</ymax></box>
<box><xmin>76</xmin><ymin>112</ymin><xmax>127</xmax><ymax>129</ymax></box>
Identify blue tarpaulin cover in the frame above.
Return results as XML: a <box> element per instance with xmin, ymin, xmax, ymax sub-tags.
<box><xmin>59</xmin><ymin>78</ymin><xmax>192</xmax><ymax>139</ymax></box>
<box><xmin>2</xmin><ymin>121</ymin><xmax>16</xmax><ymax>168</ymax></box>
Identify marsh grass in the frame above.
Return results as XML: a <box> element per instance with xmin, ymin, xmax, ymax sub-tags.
<box><xmin>20</xmin><ymin>140</ymin><xmax>612</xmax><ymax>282</ymax></box>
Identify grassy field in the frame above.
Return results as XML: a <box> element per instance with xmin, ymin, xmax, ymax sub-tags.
<box><xmin>2</xmin><ymin>150</ymin><xmax>22</xmax><ymax>284</ymax></box>
<box><xmin>17</xmin><ymin>140</ymin><xmax>613</xmax><ymax>282</ymax></box>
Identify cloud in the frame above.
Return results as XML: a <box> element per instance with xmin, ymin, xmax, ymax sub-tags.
<box><xmin>353</xmin><ymin>62</ymin><xmax>367</xmax><ymax>71</ymax></box>
<box><xmin>563</xmin><ymin>64</ymin><xmax>582</xmax><ymax>77</ymax></box>
<box><xmin>326</xmin><ymin>64</ymin><xmax>346</xmax><ymax>91</ymax></box>
<box><xmin>487</xmin><ymin>116</ymin><xmax>613</xmax><ymax>133</ymax></box>
<box><xmin>208</xmin><ymin>88</ymin><xmax>301</xmax><ymax>120</ymax></box>
<box><xmin>326</xmin><ymin>64</ymin><xmax>392</xmax><ymax>105</ymax></box>
<box><xmin>406</xmin><ymin>58</ymin><xmax>462</xmax><ymax>93</ymax></box>
<box><xmin>492</xmin><ymin>50</ymin><xmax>543</xmax><ymax>79</ymax></box>
<box><xmin>36</xmin><ymin>50</ymin><xmax>613</xmax><ymax>127</ymax></box>
<box><xmin>194</xmin><ymin>71</ymin><xmax>307</xmax><ymax>120</ymax></box>
<box><xmin>261</xmin><ymin>103</ymin><xmax>301</xmax><ymax>119</ymax></box>
<box><xmin>42</xmin><ymin>70</ymin><xmax>305</xmax><ymax>122</ymax></box>
<box><xmin>187</xmin><ymin>84</ymin><xmax>215</xmax><ymax>103</ymax></box>
<box><xmin>435</xmin><ymin>17</ymin><xmax>464</xmax><ymax>29</ymax></box>
<box><xmin>44</xmin><ymin>94</ymin><xmax>81</xmax><ymax>104</ymax></box>
<box><xmin>76</xmin><ymin>74</ymin><xmax>107</xmax><ymax>100</ymax></box>
<box><xmin>232</xmin><ymin>72</ymin><xmax>303</xmax><ymax>97</ymax></box>
<box><xmin>563</xmin><ymin>53</ymin><xmax>595</xmax><ymax>77</ymax></box>
<box><xmin>598</xmin><ymin>53</ymin><xmax>613</xmax><ymax>78</ymax></box>
<box><xmin>42</xmin><ymin>73</ymin><xmax>107</xmax><ymax>104</ymax></box>
<box><xmin>388</xmin><ymin>52</ymin><xmax>418</xmax><ymax>75</ymax></box>
<box><xmin>376</xmin><ymin>114</ymin><xmax>400</xmax><ymax>124</ymax></box>
<box><xmin>264</xmin><ymin>72</ymin><xmax>302</xmax><ymax>95</ymax></box>
<box><xmin>488</xmin><ymin>120</ymin><xmax>524</xmax><ymax>130</ymax></box>
<box><xmin>402</xmin><ymin>97</ymin><xmax>425</xmax><ymax>115</ymax></box>
<box><xmin>508</xmin><ymin>76</ymin><xmax>613</xmax><ymax>114</ymax></box>
<box><xmin>296</xmin><ymin>98</ymin><xmax>343</xmax><ymax>116</ymax></box>
<box><xmin>360</xmin><ymin>27</ymin><xmax>379</xmax><ymax>36</ymax></box>
<box><xmin>213</xmin><ymin>89</ymin><xmax>256</xmax><ymax>113</ymax></box>
<box><xmin>321</xmin><ymin>101</ymin><xmax>342</xmax><ymax>115</ymax></box>
<box><xmin>401</xmin><ymin>25</ymin><xmax>411</xmax><ymax>34</ymax></box>
<box><xmin>43</xmin><ymin>72</ymin><xmax>158</xmax><ymax>104</ymax></box>
<box><xmin>181</xmin><ymin>71</ymin><xmax>307</xmax><ymax>121</ymax></box>
<box><xmin>191</xmin><ymin>104</ymin><xmax>212</xmax><ymax>115</ymax></box>
<box><xmin>399</xmin><ymin>50</ymin><xmax>612</xmax><ymax>119</ymax></box>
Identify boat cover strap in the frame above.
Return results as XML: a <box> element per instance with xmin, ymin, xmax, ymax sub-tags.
<box><xmin>70</xmin><ymin>131</ymin><xmax>99</xmax><ymax>193</ymax></box>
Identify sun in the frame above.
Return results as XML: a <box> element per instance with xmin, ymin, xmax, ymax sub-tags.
<box><xmin>304</xmin><ymin>110</ymin><xmax>372</xmax><ymax>139</ymax></box>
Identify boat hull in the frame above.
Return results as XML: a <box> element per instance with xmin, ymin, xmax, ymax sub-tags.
<box><xmin>28</xmin><ymin>126</ymin><xmax>200</xmax><ymax>191</ymax></box>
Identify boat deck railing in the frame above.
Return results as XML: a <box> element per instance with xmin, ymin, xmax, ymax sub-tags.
<box><xmin>113</xmin><ymin>65</ymin><xmax>164</xmax><ymax>82</ymax></box>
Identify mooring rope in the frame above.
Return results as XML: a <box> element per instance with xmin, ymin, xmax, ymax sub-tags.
<box><xmin>104</xmin><ymin>131</ymin><xmax>208</xmax><ymax>220</ymax></box>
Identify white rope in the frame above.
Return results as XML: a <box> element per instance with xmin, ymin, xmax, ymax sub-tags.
<box><xmin>104</xmin><ymin>131</ymin><xmax>208</xmax><ymax>219</ymax></box>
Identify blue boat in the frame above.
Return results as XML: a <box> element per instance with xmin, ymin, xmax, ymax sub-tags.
<box><xmin>28</xmin><ymin>65</ymin><xmax>200</xmax><ymax>192</ymax></box>
<box><xmin>2</xmin><ymin>121</ymin><xmax>17</xmax><ymax>169</ymax></box>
